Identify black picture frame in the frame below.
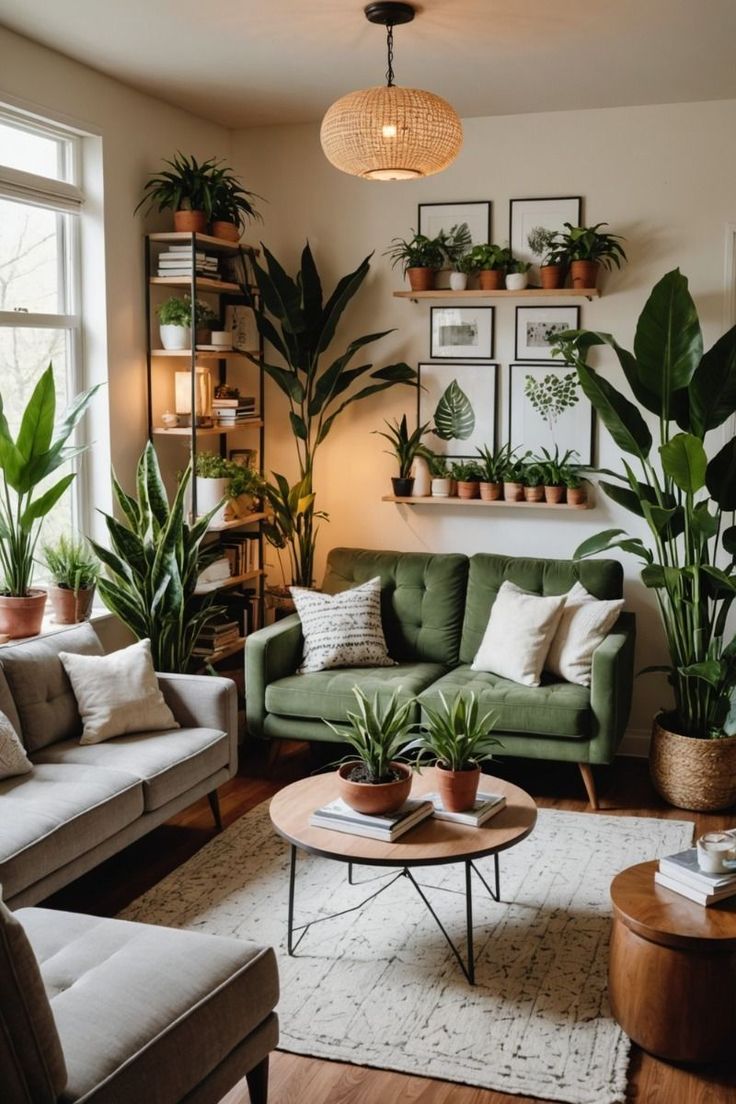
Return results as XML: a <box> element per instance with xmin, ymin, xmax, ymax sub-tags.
<box><xmin>514</xmin><ymin>304</ymin><xmax>581</xmax><ymax>362</ymax></box>
<box><xmin>418</xmin><ymin>361</ymin><xmax>499</xmax><ymax>458</ymax></box>
<box><xmin>430</xmin><ymin>305</ymin><xmax>495</xmax><ymax>360</ymax></box>
<box><xmin>507</xmin><ymin>362</ymin><xmax>595</xmax><ymax>466</ymax></box>
<box><xmin>417</xmin><ymin>201</ymin><xmax>493</xmax><ymax>246</ymax></box>
<box><xmin>509</xmin><ymin>196</ymin><xmax>583</xmax><ymax>286</ymax></box>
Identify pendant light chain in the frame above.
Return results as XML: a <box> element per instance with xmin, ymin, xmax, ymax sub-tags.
<box><xmin>385</xmin><ymin>22</ymin><xmax>395</xmax><ymax>87</ymax></box>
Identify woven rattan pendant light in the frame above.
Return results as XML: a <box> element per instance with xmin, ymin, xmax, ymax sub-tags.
<box><xmin>320</xmin><ymin>2</ymin><xmax>463</xmax><ymax>181</ymax></box>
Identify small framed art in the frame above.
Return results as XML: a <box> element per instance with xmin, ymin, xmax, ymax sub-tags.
<box><xmin>515</xmin><ymin>305</ymin><xmax>580</xmax><ymax>362</ymax></box>
<box><xmin>508</xmin><ymin>362</ymin><xmax>594</xmax><ymax>465</ymax></box>
<box><xmin>418</xmin><ymin>200</ymin><xmax>492</xmax><ymax>246</ymax></box>
<box><xmin>418</xmin><ymin>361</ymin><xmax>498</xmax><ymax>458</ymax></box>
<box><xmin>430</xmin><ymin>306</ymin><xmax>494</xmax><ymax>360</ymax></box>
<box><xmin>509</xmin><ymin>196</ymin><xmax>582</xmax><ymax>286</ymax></box>
<box><xmin>224</xmin><ymin>303</ymin><xmax>258</xmax><ymax>354</ymax></box>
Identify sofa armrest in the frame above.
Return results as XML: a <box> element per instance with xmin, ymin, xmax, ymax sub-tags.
<box><xmin>587</xmin><ymin>611</ymin><xmax>636</xmax><ymax>764</ymax></box>
<box><xmin>245</xmin><ymin>614</ymin><xmax>303</xmax><ymax>739</ymax></box>
<box><xmin>157</xmin><ymin>673</ymin><xmax>238</xmax><ymax>775</ymax></box>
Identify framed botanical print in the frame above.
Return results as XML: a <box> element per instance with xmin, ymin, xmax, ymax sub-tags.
<box><xmin>509</xmin><ymin>196</ymin><xmax>582</xmax><ymax>286</ymax></box>
<box><xmin>418</xmin><ymin>200</ymin><xmax>492</xmax><ymax>246</ymax></box>
<box><xmin>418</xmin><ymin>361</ymin><xmax>498</xmax><ymax>458</ymax></box>
<box><xmin>430</xmin><ymin>306</ymin><xmax>494</xmax><ymax>360</ymax></box>
<box><xmin>224</xmin><ymin>303</ymin><xmax>258</xmax><ymax>354</ymax></box>
<box><xmin>515</xmin><ymin>305</ymin><xmax>580</xmax><ymax>362</ymax></box>
<box><xmin>508</xmin><ymin>362</ymin><xmax>594</xmax><ymax>464</ymax></box>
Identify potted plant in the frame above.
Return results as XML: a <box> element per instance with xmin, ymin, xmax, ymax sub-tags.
<box><xmin>536</xmin><ymin>446</ymin><xmax>578</xmax><ymax>504</ymax></box>
<box><xmin>156</xmin><ymin>295</ymin><xmax>192</xmax><ymax>350</ymax></box>
<box><xmin>449</xmin><ymin>252</ymin><xmax>475</xmax><ymax>292</ymax></box>
<box><xmin>502</xmin><ymin>452</ymin><xmax>528</xmax><ymax>501</ymax></box>
<box><xmin>523</xmin><ymin>462</ymin><xmax>545</xmax><ymax>502</ymax></box>
<box><xmin>193</xmin><ymin>451</ymin><xmax>230</xmax><ymax>525</ymax></box>
<box><xmin>527</xmin><ymin>226</ymin><xmax>568</xmax><ymax>289</ymax></box>
<box><xmin>226</xmin><ymin>460</ymin><xmax>263</xmax><ymax>518</ymax></box>
<box><xmin>428</xmin><ymin>453</ymin><xmax>452</xmax><ymax>497</ymax></box>
<box><xmin>0</xmin><ymin>367</ymin><xmax>99</xmax><ymax>639</ymax></box>
<box><xmin>385</xmin><ymin>231</ymin><xmax>444</xmax><ymax>292</ymax></box>
<box><xmin>465</xmin><ymin>243</ymin><xmax>510</xmax><ymax>291</ymax></box>
<box><xmin>194</xmin><ymin>301</ymin><xmax>219</xmax><ymax>345</ymax></box>
<box><xmin>553</xmin><ymin>268</ymin><xmax>736</xmax><ymax>810</ymax></box>
<box><xmin>451</xmin><ymin>460</ymin><xmax>481</xmax><ymax>500</ymax></box>
<box><xmin>475</xmin><ymin>443</ymin><xmax>510</xmax><ymax>501</ymax></box>
<box><xmin>209</xmin><ymin>167</ymin><xmax>262</xmax><ymax>241</ymax></box>
<box><xmin>374</xmin><ymin>415</ymin><xmax>429</xmax><ymax>497</ymax></box>
<box><xmin>41</xmin><ymin>535</ymin><xmax>99</xmax><ymax>624</ymax></box>
<box><xmin>437</xmin><ymin>222</ymin><xmax>472</xmax><ymax>289</ymax></box>
<box><xmin>135</xmin><ymin>152</ymin><xmax>223</xmax><ymax>234</ymax></box>
<box><xmin>324</xmin><ymin>687</ymin><xmax>416</xmax><ymax>815</ymax></box>
<box><xmin>406</xmin><ymin>692</ymin><xmax>501</xmax><ymax>812</ymax></box>
<box><xmin>563</xmin><ymin>469</ymin><xmax>587</xmax><ymax>507</ymax></box>
<box><xmin>557</xmin><ymin>222</ymin><xmax>627</xmax><ymax>289</ymax></box>
<box><xmin>505</xmin><ymin>258</ymin><xmax>532</xmax><ymax>291</ymax></box>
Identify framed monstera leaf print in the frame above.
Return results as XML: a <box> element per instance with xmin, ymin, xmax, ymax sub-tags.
<box><xmin>419</xmin><ymin>362</ymin><xmax>498</xmax><ymax>458</ymax></box>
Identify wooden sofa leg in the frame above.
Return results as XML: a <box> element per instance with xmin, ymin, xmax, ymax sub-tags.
<box><xmin>267</xmin><ymin>739</ymin><xmax>282</xmax><ymax>776</ymax></box>
<box><xmin>578</xmin><ymin>763</ymin><xmax>599</xmax><ymax>810</ymax></box>
<box><xmin>246</xmin><ymin>1055</ymin><xmax>269</xmax><ymax>1104</ymax></box>
<box><xmin>207</xmin><ymin>789</ymin><xmax>223</xmax><ymax>831</ymax></box>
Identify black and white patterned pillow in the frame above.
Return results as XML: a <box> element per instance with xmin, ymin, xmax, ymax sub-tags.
<box><xmin>290</xmin><ymin>576</ymin><xmax>396</xmax><ymax>674</ymax></box>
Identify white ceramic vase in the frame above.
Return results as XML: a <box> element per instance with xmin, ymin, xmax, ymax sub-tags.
<box><xmin>411</xmin><ymin>455</ymin><xmax>432</xmax><ymax>496</ymax></box>
<box><xmin>160</xmin><ymin>323</ymin><xmax>191</xmax><ymax>350</ymax></box>
<box><xmin>431</xmin><ymin>477</ymin><xmax>452</xmax><ymax>497</ymax></box>
<box><xmin>449</xmin><ymin>271</ymin><xmax>468</xmax><ymax>291</ymax></box>
<box><xmin>505</xmin><ymin>272</ymin><xmax>529</xmax><ymax>291</ymax></box>
<box><xmin>195</xmin><ymin>476</ymin><xmax>229</xmax><ymax>526</ymax></box>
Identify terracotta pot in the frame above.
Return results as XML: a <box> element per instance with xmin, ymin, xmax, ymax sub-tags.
<box><xmin>544</xmin><ymin>485</ymin><xmax>566</xmax><ymax>504</ymax></box>
<box><xmin>48</xmin><ymin>584</ymin><xmax>96</xmax><ymax>625</ymax></box>
<box><xmin>478</xmin><ymin>269</ymin><xmax>504</xmax><ymax>291</ymax></box>
<box><xmin>436</xmin><ymin>762</ymin><xmax>481</xmax><ymax>813</ymax></box>
<box><xmin>0</xmin><ymin>589</ymin><xmax>47</xmax><ymax>639</ymax></box>
<box><xmin>567</xmin><ymin>486</ymin><xmax>587</xmax><ymax>507</ymax></box>
<box><xmin>570</xmin><ymin>259</ymin><xmax>599</xmax><ymax>289</ymax></box>
<box><xmin>540</xmin><ymin>264</ymin><xmax>566</xmax><ymax>289</ymax></box>
<box><xmin>456</xmin><ymin>480</ymin><xmax>479</xmax><ymax>500</ymax></box>
<box><xmin>338</xmin><ymin>761</ymin><xmax>413</xmax><ymax>815</ymax></box>
<box><xmin>210</xmin><ymin>219</ymin><xmax>240</xmax><ymax>242</ymax></box>
<box><xmin>173</xmin><ymin>209</ymin><xmax>207</xmax><ymax>234</ymax></box>
<box><xmin>503</xmin><ymin>481</ymin><xmax>524</xmax><ymax>502</ymax></box>
<box><xmin>650</xmin><ymin>715</ymin><xmax>736</xmax><ymax>812</ymax></box>
<box><xmin>407</xmin><ymin>267</ymin><xmax>435</xmax><ymax>292</ymax></box>
<box><xmin>479</xmin><ymin>481</ymin><xmax>501</xmax><ymax>501</ymax></box>
<box><xmin>392</xmin><ymin>476</ymin><xmax>414</xmax><ymax>497</ymax></box>
<box><xmin>524</xmin><ymin>485</ymin><xmax>544</xmax><ymax>502</ymax></box>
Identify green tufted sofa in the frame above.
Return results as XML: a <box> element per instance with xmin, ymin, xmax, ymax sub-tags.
<box><xmin>245</xmin><ymin>547</ymin><xmax>636</xmax><ymax>807</ymax></box>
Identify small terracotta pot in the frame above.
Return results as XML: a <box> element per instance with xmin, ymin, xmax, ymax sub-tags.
<box><xmin>407</xmin><ymin>267</ymin><xmax>435</xmax><ymax>292</ymax></box>
<box><xmin>436</xmin><ymin>762</ymin><xmax>481</xmax><ymax>813</ymax></box>
<box><xmin>540</xmin><ymin>264</ymin><xmax>566</xmax><ymax>289</ymax></box>
<box><xmin>544</xmin><ymin>485</ymin><xmax>566</xmax><ymax>504</ymax></box>
<box><xmin>503</xmin><ymin>481</ymin><xmax>524</xmax><ymax>502</ymax></box>
<box><xmin>566</xmin><ymin>486</ymin><xmax>587</xmax><ymax>507</ymax></box>
<box><xmin>392</xmin><ymin>476</ymin><xmax>414</xmax><ymax>497</ymax></box>
<box><xmin>478</xmin><ymin>269</ymin><xmax>504</xmax><ymax>291</ymax></box>
<box><xmin>173</xmin><ymin>209</ymin><xmax>207</xmax><ymax>234</ymax></box>
<box><xmin>210</xmin><ymin>219</ymin><xmax>240</xmax><ymax>242</ymax></box>
<box><xmin>479</xmin><ymin>481</ymin><xmax>501</xmax><ymax>501</ymax></box>
<box><xmin>570</xmin><ymin>259</ymin><xmax>599</xmax><ymax>289</ymax></box>
<box><xmin>524</xmin><ymin>485</ymin><xmax>544</xmax><ymax>502</ymax></box>
<box><xmin>48</xmin><ymin>584</ymin><xmax>96</xmax><ymax>625</ymax></box>
<box><xmin>338</xmin><ymin>761</ymin><xmax>413</xmax><ymax>815</ymax></box>
<box><xmin>456</xmin><ymin>480</ymin><xmax>479</xmax><ymax>500</ymax></box>
<box><xmin>0</xmin><ymin>589</ymin><xmax>47</xmax><ymax>639</ymax></box>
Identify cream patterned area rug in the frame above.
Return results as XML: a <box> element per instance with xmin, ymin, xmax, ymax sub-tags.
<box><xmin>120</xmin><ymin>804</ymin><xmax>692</xmax><ymax>1104</ymax></box>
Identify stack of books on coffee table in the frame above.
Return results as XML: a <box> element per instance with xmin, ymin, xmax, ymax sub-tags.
<box><xmin>655</xmin><ymin>848</ymin><xmax>736</xmax><ymax>907</ymax></box>
<box><xmin>424</xmin><ymin>791</ymin><xmax>507</xmax><ymax>826</ymax></box>
<box><xmin>310</xmin><ymin>797</ymin><xmax>433</xmax><ymax>841</ymax></box>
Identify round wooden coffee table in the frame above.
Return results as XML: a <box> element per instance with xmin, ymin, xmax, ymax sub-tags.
<box><xmin>270</xmin><ymin>772</ymin><xmax>537</xmax><ymax>984</ymax></box>
<box><xmin>609</xmin><ymin>860</ymin><xmax>736</xmax><ymax>1062</ymax></box>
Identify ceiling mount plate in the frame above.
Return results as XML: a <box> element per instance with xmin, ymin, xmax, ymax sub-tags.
<box><xmin>364</xmin><ymin>2</ymin><xmax>415</xmax><ymax>27</ymax></box>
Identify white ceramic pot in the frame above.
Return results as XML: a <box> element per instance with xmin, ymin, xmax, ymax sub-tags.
<box><xmin>431</xmin><ymin>477</ymin><xmax>452</xmax><ymax>497</ymax></box>
<box><xmin>411</xmin><ymin>455</ymin><xmax>432</xmax><ymax>497</ymax></box>
<box><xmin>160</xmin><ymin>324</ymin><xmax>191</xmax><ymax>350</ymax></box>
<box><xmin>195</xmin><ymin>476</ymin><xmax>228</xmax><ymax>526</ymax></box>
<box><xmin>211</xmin><ymin>330</ymin><xmax>232</xmax><ymax>349</ymax></box>
<box><xmin>449</xmin><ymin>271</ymin><xmax>468</xmax><ymax>291</ymax></box>
<box><xmin>505</xmin><ymin>272</ymin><xmax>529</xmax><ymax>291</ymax></box>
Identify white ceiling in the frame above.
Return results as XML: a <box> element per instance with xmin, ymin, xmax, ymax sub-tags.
<box><xmin>1</xmin><ymin>0</ymin><xmax>735</xmax><ymax>129</ymax></box>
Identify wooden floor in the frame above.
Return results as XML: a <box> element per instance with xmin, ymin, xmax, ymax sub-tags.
<box><xmin>45</xmin><ymin>746</ymin><xmax>736</xmax><ymax>1104</ymax></box>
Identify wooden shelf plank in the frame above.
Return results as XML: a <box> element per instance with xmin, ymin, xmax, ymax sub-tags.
<box><xmin>152</xmin><ymin>420</ymin><xmax>263</xmax><ymax>437</ymax></box>
<box><xmin>206</xmin><ymin>512</ymin><xmax>267</xmax><ymax>533</ymax></box>
<box><xmin>382</xmin><ymin>495</ymin><xmax>592</xmax><ymax>510</ymax></box>
<box><xmin>150</xmin><ymin>348</ymin><xmax>259</xmax><ymax>360</ymax></box>
<box><xmin>148</xmin><ymin>232</ymin><xmax>259</xmax><ymax>254</ymax></box>
<box><xmin>393</xmin><ymin>288</ymin><xmax>600</xmax><ymax>300</ymax></box>
<box><xmin>194</xmin><ymin>569</ymin><xmax>264</xmax><ymax>596</ymax></box>
<box><xmin>149</xmin><ymin>276</ymin><xmax>249</xmax><ymax>294</ymax></box>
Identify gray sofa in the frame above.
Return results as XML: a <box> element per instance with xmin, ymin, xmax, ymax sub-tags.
<box><xmin>0</xmin><ymin>622</ymin><xmax>238</xmax><ymax>908</ymax></box>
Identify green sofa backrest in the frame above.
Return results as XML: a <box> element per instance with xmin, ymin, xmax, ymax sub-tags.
<box><xmin>459</xmin><ymin>553</ymin><xmax>624</xmax><ymax>665</ymax></box>
<box><xmin>322</xmin><ymin>547</ymin><xmax>469</xmax><ymax>666</ymax></box>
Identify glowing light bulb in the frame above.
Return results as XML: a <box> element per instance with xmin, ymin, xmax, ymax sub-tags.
<box><xmin>382</xmin><ymin>123</ymin><xmax>398</xmax><ymax>138</ymax></box>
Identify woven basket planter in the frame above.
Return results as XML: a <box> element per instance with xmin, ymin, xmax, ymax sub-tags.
<box><xmin>650</xmin><ymin>714</ymin><xmax>736</xmax><ymax>811</ymax></box>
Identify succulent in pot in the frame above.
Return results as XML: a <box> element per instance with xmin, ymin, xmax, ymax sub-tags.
<box><xmin>502</xmin><ymin>452</ymin><xmax>529</xmax><ymax>501</ymax></box>
<box><xmin>536</xmin><ymin>446</ymin><xmax>578</xmax><ymax>504</ymax></box>
<box><xmin>563</xmin><ymin>469</ymin><xmax>587</xmax><ymax>506</ymax></box>
<box><xmin>522</xmin><ymin>462</ymin><xmax>545</xmax><ymax>502</ymax></box>
<box><xmin>475</xmin><ymin>443</ymin><xmax>511</xmax><ymax>501</ymax></box>
<box><xmin>325</xmin><ymin>687</ymin><xmax>416</xmax><ymax>815</ymax></box>
<box><xmin>451</xmin><ymin>460</ymin><xmax>482</xmax><ymax>500</ymax></box>
<box><xmin>384</xmin><ymin>231</ymin><xmax>444</xmax><ymax>292</ymax></box>
<box><xmin>505</xmin><ymin>257</ymin><xmax>532</xmax><ymax>291</ymax></box>
<box><xmin>556</xmin><ymin>222</ymin><xmax>627</xmax><ymax>289</ymax></box>
<box><xmin>135</xmin><ymin>152</ymin><xmax>226</xmax><ymax>233</ymax></box>
<box><xmin>41</xmin><ymin>535</ymin><xmax>99</xmax><ymax>624</ymax></box>
<box><xmin>428</xmin><ymin>453</ymin><xmax>452</xmax><ymax>497</ymax></box>
<box><xmin>374</xmin><ymin>414</ymin><xmax>429</xmax><ymax>498</ymax></box>
<box><xmin>527</xmin><ymin>226</ymin><xmax>569</xmax><ymax>289</ymax></box>
<box><xmin>465</xmin><ymin>243</ymin><xmax>510</xmax><ymax>290</ymax></box>
<box><xmin>406</xmin><ymin>692</ymin><xmax>501</xmax><ymax>812</ymax></box>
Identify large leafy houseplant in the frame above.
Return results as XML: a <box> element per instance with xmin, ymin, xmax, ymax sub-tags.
<box><xmin>553</xmin><ymin>270</ymin><xmax>736</xmax><ymax>752</ymax></box>
<box><xmin>245</xmin><ymin>244</ymin><xmax>416</xmax><ymax>586</ymax></box>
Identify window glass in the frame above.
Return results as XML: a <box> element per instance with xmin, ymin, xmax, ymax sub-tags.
<box><xmin>0</xmin><ymin>119</ymin><xmax>65</xmax><ymax>179</ymax></box>
<box><xmin>0</xmin><ymin>198</ymin><xmax>64</xmax><ymax>314</ymax></box>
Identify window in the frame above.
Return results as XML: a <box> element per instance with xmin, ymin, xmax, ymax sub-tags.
<box><xmin>0</xmin><ymin>107</ymin><xmax>84</xmax><ymax>555</ymax></box>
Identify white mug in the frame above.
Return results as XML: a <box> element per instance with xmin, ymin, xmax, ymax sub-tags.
<box><xmin>696</xmin><ymin>830</ymin><xmax>736</xmax><ymax>874</ymax></box>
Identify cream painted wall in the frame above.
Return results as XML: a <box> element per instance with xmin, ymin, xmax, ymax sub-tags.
<box><xmin>231</xmin><ymin>99</ymin><xmax>736</xmax><ymax>741</ymax></box>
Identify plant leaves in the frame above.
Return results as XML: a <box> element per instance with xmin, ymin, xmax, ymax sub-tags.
<box><xmin>576</xmin><ymin>363</ymin><xmax>652</xmax><ymax>459</ymax></box>
<box><xmin>659</xmin><ymin>432</ymin><xmax>707</xmax><ymax>493</ymax></box>
<box><xmin>706</xmin><ymin>437</ymin><xmax>736</xmax><ymax>510</ymax></box>
<box><xmin>433</xmin><ymin>380</ymin><xmax>475</xmax><ymax>441</ymax></box>
<box><xmin>688</xmin><ymin>323</ymin><xmax>736</xmax><ymax>437</ymax></box>
<box><xmin>633</xmin><ymin>268</ymin><xmax>703</xmax><ymax>412</ymax></box>
<box><xmin>16</xmin><ymin>364</ymin><xmax>55</xmax><ymax>463</ymax></box>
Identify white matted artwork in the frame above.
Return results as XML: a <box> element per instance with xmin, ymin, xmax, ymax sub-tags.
<box><xmin>508</xmin><ymin>362</ymin><xmax>594</xmax><ymax>465</ymax></box>
<box><xmin>225</xmin><ymin>304</ymin><xmax>257</xmax><ymax>353</ymax></box>
<box><xmin>430</xmin><ymin>306</ymin><xmax>494</xmax><ymax>360</ymax></box>
<box><xmin>419</xmin><ymin>361</ymin><xmax>498</xmax><ymax>458</ymax></box>
<box><xmin>419</xmin><ymin>202</ymin><xmax>492</xmax><ymax>289</ymax></box>
<box><xmin>515</xmin><ymin>305</ymin><xmax>580</xmax><ymax>362</ymax></box>
<box><xmin>509</xmin><ymin>196</ymin><xmax>582</xmax><ymax>286</ymax></box>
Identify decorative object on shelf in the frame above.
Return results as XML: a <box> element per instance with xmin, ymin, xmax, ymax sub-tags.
<box><xmin>411</xmin><ymin>453</ymin><xmax>432</xmax><ymax>496</ymax></box>
<box><xmin>0</xmin><ymin>365</ymin><xmax>100</xmax><ymax>639</ymax></box>
<box><xmin>437</xmin><ymin>222</ymin><xmax>472</xmax><ymax>289</ymax></box>
<box><xmin>174</xmin><ymin>365</ymin><xmax>213</xmax><ymax>426</ymax></box>
<box><xmin>225</xmin><ymin>303</ymin><xmax>257</xmax><ymax>352</ymax></box>
<box><xmin>161</xmin><ymin>411</ymin><xmax>180</xmax><ymax>429</ymax></box>
<box><xmin>420</xmin><ymin>362</ymin><xmax>498</xmax><ymax>459</ymax></box>
<box><xmin>320</xmin><ymin>2</ymin><xmax>462</xmax><ymax>181</ymax></box>
<box><xmin>515</xmin><ymin>305</ymin><xmax>581</xmax><ymax>362</ymax></box>
<box><xmin>406</xmin><ymin>692</ymin><xmax>501</xmax><ymax>812</ymax></box>
<box><xmin>427</xmin><ymin>453</ymin><xmax>452</xmax><ymax>497</ymax></box>
<box><xmin>419</xmin><ymin>201</ymin><xmax>492</xmax><ymax>289</ymax></box>
<box><xmin>156</xmin><ymin>295</ymin><xmax>192</xmax><ymax>350</ymax></box>
<box><xmin>475</xmin><ymin>443</ymin><xmax>512</xmax><ymax>501</ymax></box>
<box><xmin>509</xmin><ymin>196</ymin><xmax>582</xmax><ymax>287</ymax></box>
<box><xmin>556</xmin><ymin>222</ymin><xmax>627</xmax><ymax>289</ymax></box>
<box><xmin>324</xmin><ymin>687</ymin><xmax>416</xmax><ymax>815</ymax></box>
<box><xmin>193</xmin><ymin>451</ymin><xmax>229</xmax><ymax>527</ymax></box>
<box><xmin>553</xmin><ymin>268</ymin><xmax>736</xmax><ymax>810</ymax></box>
<box><xmin>535</xmin><ymin>446</ymin><xmax>579</xmax><ymax>504</ymax></box>
<box><xmin>430</xmin><ymin>305</ymin><xmax>494</xmax><ymax>360</ymax></box>
<box><xmin>522</xmin><ymin>462</ymin><xmax>545</xmax><ymax>502</ymax></box>
<box><xmin>451</xmin><ymin>460</ymin><xmax>481</xmax><ymax>499</ymax></box>
<box><xmin>505</xmin><ymin>260</ymin><xmax>532</xmax><ymax>291</ymax></box>
<box><xmin>385</xmin><ymin>230</ymin><xmax>443</xmax><ymax>291</ymax></box>
<box><xmin>465</xmin><ymin>243</ymin><xmax>510</xmax><ymax>290</ymax></box>
<box><xmin>374</xmin><ymin>413</ymin><xmax>429</xmax><ymax>497</ymax></box>
<box><xmin>245</xmin><ymin>243</ymin><xmax>416</xmax><ymax>586</ymax></box>
<box><xmin>135</xmin><ymin>152</ymin><xmax>261</xmax><ymax>235</ymax></box>
<box><xmin>501</xmin><ymin>451</ymin><xmax>529</xmax><ymax>502</ymax></box>
<box><xmin>41</xmin><ymin>535</ymin><xmax>99</xmax><ymax>625</ymax></box>
<box><xmin>526</xmin><ymin>226</ymin><xmax>569</xmax><ymax>289</ymax></box>
<box><xmin>563</xmin><ymin>469</ymin><xmax>587</xmax><ymax>506</ymax></box>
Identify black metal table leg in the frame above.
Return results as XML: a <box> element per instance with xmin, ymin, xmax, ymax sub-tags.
<box><xmin>287</xmin><ymin>844</ymin><xmax>297</xmax><ymax>955</ymax></box>
<box><xmin>465</xmin><ymin>860</ymin><xmax>474</xmax><ymax>985</ymax></box>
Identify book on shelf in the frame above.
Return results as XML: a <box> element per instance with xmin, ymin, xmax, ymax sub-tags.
<box><xmin>654</xmin><ymin>870</ymin><xmax>736</xmax><ymax>908</ymax></box>
<box><xmin>213</xmin><ymin>396</ymin><xmax>256</xmax><ymax>408</ymax></box>
<box><xmin>309</xmin><ymin>796</ymin><xmax>434</xmax><ymax>841</ymax></box>
<box><xmin>158</xmin><ymin>250</ymin><xmax>215</xmax><ymax>261</ymax></box>
<box><xmin>424</xmin><ymin>791</ymin><xmax>507</xmax><ymax>827</ymax></box>
<box><xmin>157</xmin><ymin>269</ymin><xmax>221</xmax><ymax>279</ymax></box>
<box><xmin>221</xmin><ymin>533</ymin><xmax>259</xmax><ymax>575</ymax></box>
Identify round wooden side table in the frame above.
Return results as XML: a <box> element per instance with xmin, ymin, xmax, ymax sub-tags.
<box><xmin>609</xmin><ymin>860</ymin><xmax>736</xmax><ymax>1063</ymax></box>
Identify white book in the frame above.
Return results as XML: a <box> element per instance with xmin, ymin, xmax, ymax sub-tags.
<box><xmin>659</xmin><ymin>847</ymin><xmax>736</xmax><ymax>890</ymax></box>
<box><xmin>425</xmin><ymin>791</ymin><xmax>507</xmax><ymax>827</ymax></box>
<box><xmin>310</xmin><ymin>796</ymin><xmax>433</xmax><ymax>841</ymax></box>
<box><xmin>654</xmin><ymin>870</ymin><xmax>736</xmax><ymax>907</ymax></box>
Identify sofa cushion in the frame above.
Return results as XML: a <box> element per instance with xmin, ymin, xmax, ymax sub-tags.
<box><xmin>266</xmin><ymin>662</ymin><xmax>447</xmax><ymax>722</ymax></box>
<box><xmin>18</xmin><ymin>907</ymin><xmax>279</xmax><ymax>1104</ymax></box>
<box><xmin>0</xmin><ymin>764</ymin><xmax>143</xmax><ymax>900</ymax></box>
<box><xmin>0</xmin><ymin>710</ymin><xmax>32</xmax><ymax>780</ymax></box>
<box><xmin>291</xmin><ymin>577</ymin><xmax>395</xmax><ymax>673</ymax></box>
<box><xmin>419</xmin><ymin>665</ymin><xmax>591</xmax><ymax>739</ymax></box>
<box><xmin>322</xmin><ymin>547</ymin><xmax>469</xmax><ymax>665</ymax></box>
<box><xmin>459</xmin><ymin>553</ymin><xmax>623</xmax><ymax>665</ymax></box>
<box><xmin>33</xmin><ymin>727</ymin><xmax>229</xmax><ymax>812</ymax></box>
<box><xmin>0</xmin><ymin>623</ymin><xmax>104</xmax><ymax>753</ymax></box>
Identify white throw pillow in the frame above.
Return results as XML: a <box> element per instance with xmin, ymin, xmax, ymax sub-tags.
<box><xmin>290</xmin><ymin>576</ymin><xmax>396</xmax><ymax>674</ymax></box>
<box><xmin>0</xmin><ymin>710</ymin><xmax>32</xmax><ymax>779</ymax></box>
<box><xmin>546</xmin><ymin>581</ymin><xmax>624</xmax><ymax>687</ymax></box>
<box><xmin>471</xmin><ymin>581</ymin><xmax>566</xmax><ymax>687</ymax></box>
<box><xmin>59</xmin><ymin>639</ymin><xmax>179</xmax><ymax>745</ymax></box>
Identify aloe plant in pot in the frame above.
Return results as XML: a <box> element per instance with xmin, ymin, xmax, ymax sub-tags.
<box><xmin>476</xmin><ymin>443</ymin><xmax>513</xmax><ymax>501</ymax></box>
<box><xmin>553</xmin><ymin>268</ymin><xmax>736</xmax><ymax>811</ymax></box>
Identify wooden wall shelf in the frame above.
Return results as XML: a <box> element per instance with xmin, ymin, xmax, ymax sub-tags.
<box><xmin>382</xmin><ymin>495</ymin><xmax>592</xmax><ymax>511</ymax></box>
<box><xmin>150</xmin><ymin>348</ymin><xmax>258</xmax><ymax>360</ymax></box>
<box><xmin>393</xmin><ymin>288</ymin><xmax>600</xmax><ymax>301</ymax></box>
<box><xmin>152</xmin><ymin>421</ymin><xmax>263</xmax><ymax>437</ymax></box>
<box><xmin>148</xmin><ymin>232</ymin><xmax>258</xmax><ymax>254</ymax></box>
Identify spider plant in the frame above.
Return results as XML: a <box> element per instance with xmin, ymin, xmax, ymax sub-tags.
<box><xmin>406</xmin><ymin>693</ymin><xmax>501</xmax><ymax>772</ymax></box>
<box><xmin>324</xmin><ymin>687</ymin><xmax>417</xmax><ymax>783</ymax></box>
<box><xmin>374</xmin><ymin>415</ymin><xmax>429</xmax><ymax>479</ymax></box>
<box><xmin>476</xmin><ymin>443</ymin><xmax>515</xmax><ymax>484</ymax></box>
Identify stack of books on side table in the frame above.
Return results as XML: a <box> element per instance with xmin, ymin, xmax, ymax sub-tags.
<box><xmin>655</xmin><ymin>848</ymin><xmax>736</xmax><ymax>907</ymax></box>
<box><xmin>192</xmin><ymin>619</ymin><xmax>240</xmax><ymax>658</ymax></box>
<box><xmin>310</xmin><ymin>797</ymin><xmax>433</xmax><ymax>841</ymax></box>
<box><xmin>425</xmin><ymin>791</ymin><xmax>507</xmax><ymax>826</ymax></box>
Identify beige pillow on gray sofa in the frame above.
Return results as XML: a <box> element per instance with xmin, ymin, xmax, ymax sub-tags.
<box><xmin>59</xmin><ymin>639</ymin><xmax>178</xmax><ymax>745</ymax></box>
<box><xmin>0</xmin><ymin>710</ymin><xmax>32</xmax><ymax>780</ymax></box>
